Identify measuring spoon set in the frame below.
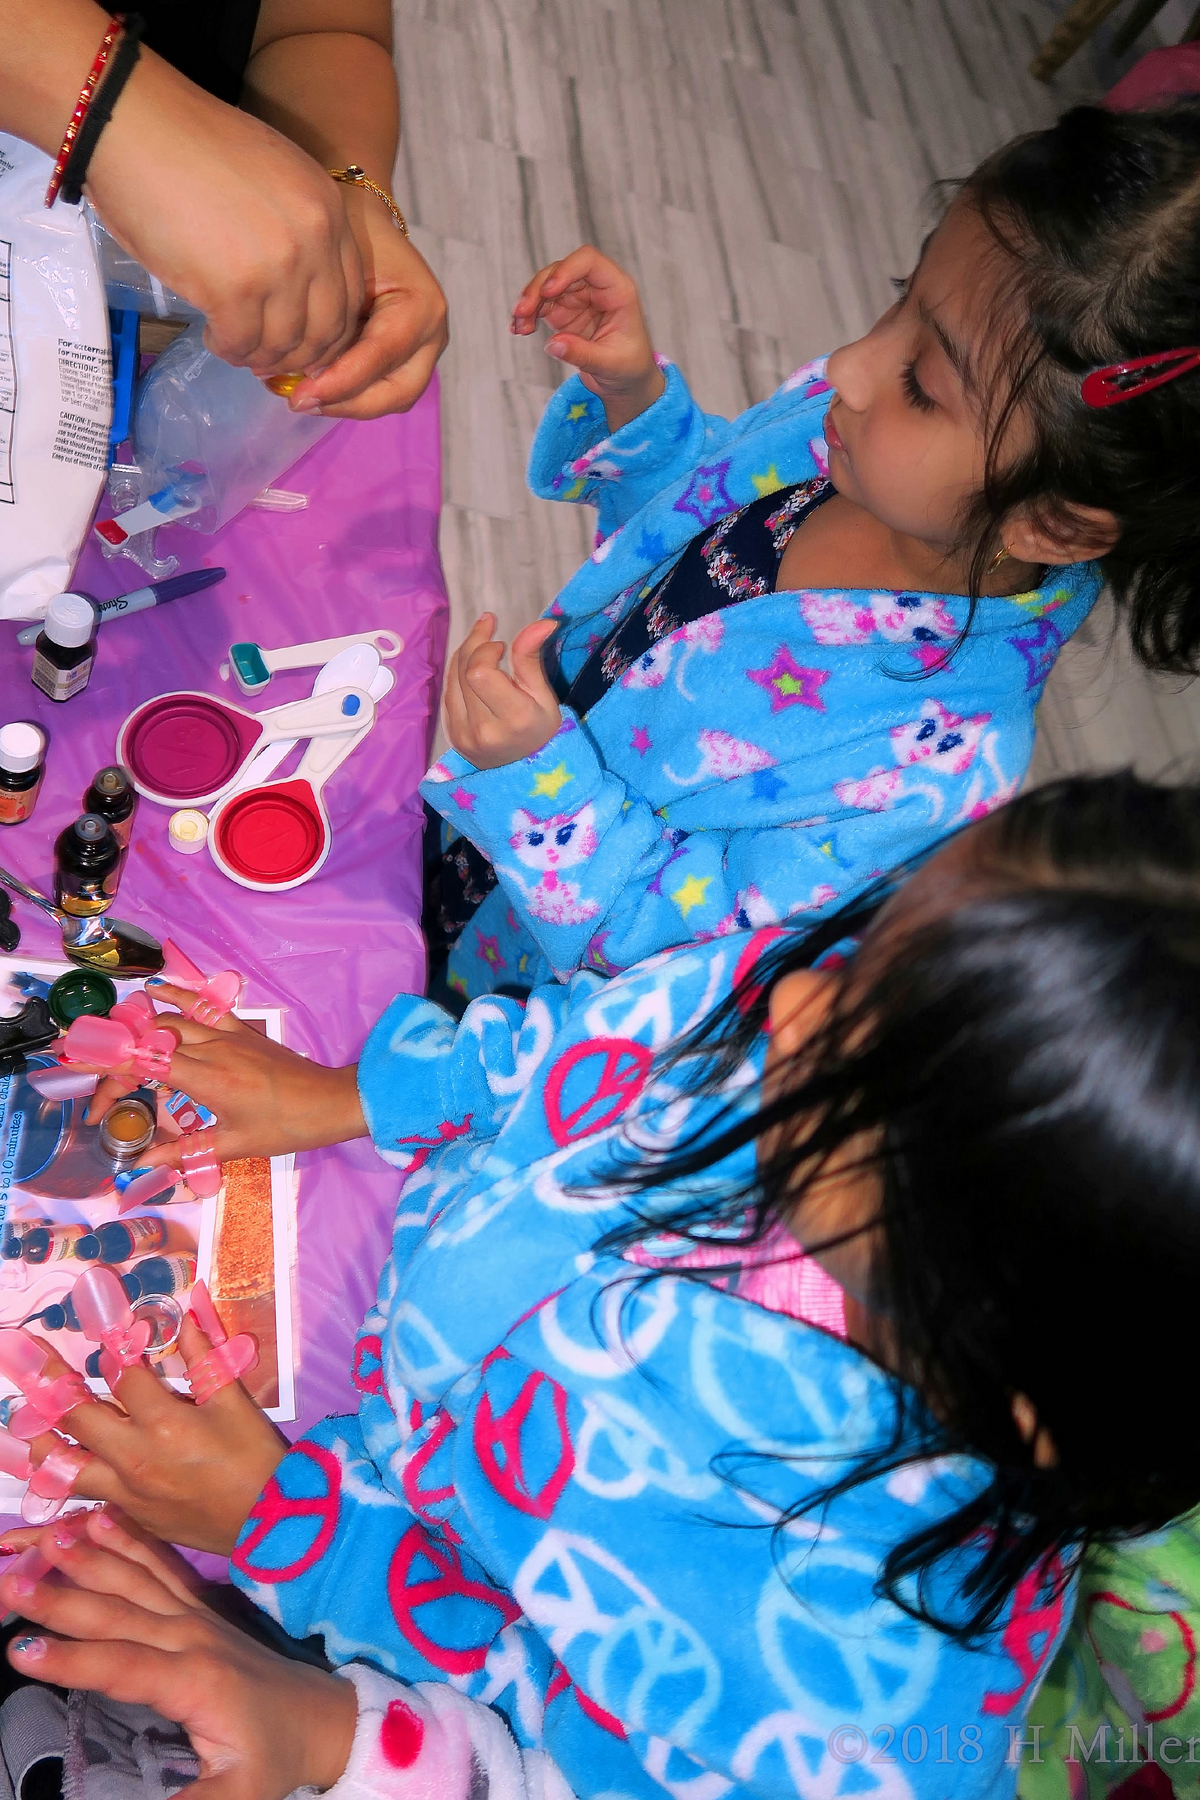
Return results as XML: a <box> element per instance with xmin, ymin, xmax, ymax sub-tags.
<box><xmin>116</xmin><ymin>629</ymin><xmax>403</xmax><ymax>891</ymax></box>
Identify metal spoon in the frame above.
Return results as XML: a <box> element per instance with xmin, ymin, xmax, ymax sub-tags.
<box><xmin>0</xmin><ymin>865</ymin><xmax>164</xmax><ymax>977</ymax></box>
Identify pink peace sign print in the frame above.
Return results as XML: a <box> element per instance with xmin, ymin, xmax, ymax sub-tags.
<box><xmin>232</xmin><ymin>1442</ymin><xmax>341</xmax><ymax>1584</ymax></box>
<box><xmin>387</xmin><ymin>1522</ymin><xmax>523</xmax><ymax>1677</ymax></box>
<box><xmin>473</xmin><ymin>1348</ymin><xmax>575</xmax><ymax>1520</ymax></box>
<box><xmin>401</xmin><ymin>1408</ymin><xmax>462</xmax><ymax>1546</ymax></box>
<box><xmin>982</xmin><ymin>1549</ymin><xmax>1068</xmax><ymax>1716</ymax></box>
<box><xmin>545</xmin><ymin>1659</ymin><xmax>628</xmax><ymax>1740</ymax></box>
<box><xmin>544</xmin><ymin>1037</ymin><xmax>654</xmax><ymax>1148</ymax></box>
<box><xmin>352</xmin><ymin>1333</ymin><xmax>386</xmax><ymax>1399</ymax></box>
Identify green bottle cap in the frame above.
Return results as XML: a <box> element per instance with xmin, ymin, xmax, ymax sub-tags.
<box><xmin>47</xmin><ymin>967</ymin><xmax>118</xmax><ymax>1029</ymax></box>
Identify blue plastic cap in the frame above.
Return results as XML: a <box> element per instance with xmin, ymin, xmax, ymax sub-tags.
<box><xmin>342</xmin><ymin>693</ymin><xmax>361</xmax><ymax>716</ymax></box>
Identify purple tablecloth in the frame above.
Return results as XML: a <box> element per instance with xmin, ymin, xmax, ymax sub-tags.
<box><xmin>0</xmin><ymin>381</ymin><xmax>447</xmax><ymax>1444</ymax></box>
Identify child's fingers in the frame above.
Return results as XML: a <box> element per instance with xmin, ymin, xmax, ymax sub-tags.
<box><xmin>461</xmin><ymin>661</ymin><xmax>535</xmax><ymax>725</ymax></box>
<box><xmin>145</xmin><ymin>985</ymin><xmax>245</xmax><ymax>1037</ymax></box>
<box><xmin>544</xmin><ymin>329</ymin><xmax>628</xmax><ymax>376</ymax></box>
<box><xmin>511</xmin><ymin>260</ymin><xmax>563</xmax><ymax>331</ymax></box>
<box><xmin>0</xmin><ymin>1546</ymin><xmax>181</xmax><ymax>1644</ymax></box>
<box><xmin>454</xmin><ymin>613</ymin><xmax>498</xmax><ymax>655</ymax></box>
<box><xmin>0</xmin><ymin>1525</ymin><xmax>46</xmax><ymax>1555</ymax></box>
<box><xmin>83</xmin><ymin>1507</ymin><xmax>207</xmax><ymax>1603</ymax></box>
<box><xmin>510</xmin><ymin>620</ymin><xmax>560</xmax><ymax>703</ymax></box>
<box><xmin>456</xmin><ymin>639</ymin><xmax>508</xmax><ymax>726</ymax></box>
<box><xmin>536</xmin><ymin>244</ymin><xmax>627</xmax><ymax>303</ymax></box>
<box><xmin>82</xmin><ymin>1073</ymin><xmax>139</xmax><ymax>1123</ymax></box>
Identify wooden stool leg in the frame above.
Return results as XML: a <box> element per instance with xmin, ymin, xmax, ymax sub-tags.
<box><xmin>1030</xmin><ymin>0</ymin><xmax>1128</xmax><ymax>81</ymax></box>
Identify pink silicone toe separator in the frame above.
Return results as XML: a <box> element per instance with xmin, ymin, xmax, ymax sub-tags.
<box><xmin>117</xmin><ymin>1165</ymin><xmax>179</xmax><ymax>1214</ymax></box>
<box><xmin>188</xmin><ymin>1279</ymin><xmax>225</xmax><ymax>1344</ymax></box>
<box><xmin>22</xmin><ymin>1442</ymin><xmax>89</xmax><ymax>1524</ymax></box>
<box><xmin>0</xmin><ymin>1330</ymin><xmax>87</xmax><ymax>1436</ymax></box>
<box><xmin>0</xmin><ymin>1427</ymin><xmax>31</xmax><ymax>1482</ymax></box>
<box><xmin>189</xmin><ymin>1336</ymin><xmax>258</xmax><ymax>1405</ymax></box>
<box><xmin>180</xmin><ymin>1128</ymin><xmax>222</xmax><ymax>1198</ymax></box>
<box><xmin>186</xmin><ymin>1281</ymin><xmax>257</xmax><ymax>1402</ymax></box>
<box><xmin>161</xmin><ymin>940</ymin><xmax>243</xmax><ymax>1026</ymax></box>
<box><xmin>25</xmin><ymin>1067</ymin><xmax>100</xmax><ymax>1101</ymax></box>
<box><xmin>72</xmin><ymin>1267</ymin><xmax>153</xmax><ymax>1369</ymax></box>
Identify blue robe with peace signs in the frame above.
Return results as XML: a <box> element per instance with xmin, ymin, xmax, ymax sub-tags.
<box><xmin>420</xmin><ymin>358</ymin><xmax>1101</xmax><ymax>1001</ymax></box>
<box><xmin>230</xmin><ymin>931</ymin><xmax>1074</xmax><ymax>1800</ymax></box>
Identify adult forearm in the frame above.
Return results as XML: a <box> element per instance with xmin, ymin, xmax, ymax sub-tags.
<box><xmin>241</xmin><ymin>33</ymin><xmax>399</xmax><ymax>188</ymax></box>
<box><xmin>0</xmin><ymin>0</ymin><xmax>135</xmax><ymax>152</ymax></box>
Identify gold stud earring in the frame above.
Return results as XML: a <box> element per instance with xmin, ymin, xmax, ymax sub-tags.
<box><xmin>988</xmin><ymin>545</ymin><xmax>1011</xmax><ymax>576</ymax></box>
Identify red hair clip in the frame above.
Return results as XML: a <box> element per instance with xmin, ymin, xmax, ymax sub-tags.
<box><xmin>1081</xmin><ymin>347</ymin><xmax>1200</xmax><ymax>408</ymax></box>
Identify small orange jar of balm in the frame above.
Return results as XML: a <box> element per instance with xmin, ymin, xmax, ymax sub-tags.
<box><xmin>99</xmin><ymin>1095</ymin><xmax>156</xmax><ymax>1165</ymax></box>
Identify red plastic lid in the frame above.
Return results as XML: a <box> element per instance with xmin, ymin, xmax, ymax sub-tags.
<box><xmin>214</xmin><ymin>780</ymin><xmax>325</xmax><ymax>884</ymax></box>
<box><xmin>122</xmin><ymin>696</ymin><xmax>263</xmax><ymax>800</ymax></box>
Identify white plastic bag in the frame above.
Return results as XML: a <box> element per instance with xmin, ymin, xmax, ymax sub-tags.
<box><xmin>0</xmin><ymin>134</ymin><xmax>111</xmax><ymax>620</ymax></box>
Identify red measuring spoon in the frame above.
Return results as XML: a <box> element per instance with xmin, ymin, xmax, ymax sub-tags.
<box><xmin>206</xmin><ymin>718</ymin><xmax>373</xmax><ymax>890</ymax></box>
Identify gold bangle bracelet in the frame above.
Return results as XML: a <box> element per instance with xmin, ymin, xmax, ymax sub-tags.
<box><xmin>329</xmin><ymin>165</ymin><xmax>409</xmax><ymax>236</ymax></box>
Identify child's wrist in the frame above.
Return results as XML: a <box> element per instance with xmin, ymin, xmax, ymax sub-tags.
<box><xmin>302</xmin><ymin>1670</ymin><xmax>360</xmax><ymax>1792</ymax></box>
<box><xmin>598</xmin><ymin>365</ymin><xmax>666</xmax><ymax>432</ymax></box>
<box><xmin>313</xmin><ymin>1064</ymin><xmax>369</xmax><ymax>1149</ymax></box>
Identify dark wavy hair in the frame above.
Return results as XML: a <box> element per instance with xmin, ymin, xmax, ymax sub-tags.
<box><xmin>597</xmin><ymin>774</ymin><xmax>1200</xmax><ymax>1639</ymax></box>
<box><xmin>952</xmin><ymin>103</ymin><xmax>1200</xmax><ymax>670</ymax></box>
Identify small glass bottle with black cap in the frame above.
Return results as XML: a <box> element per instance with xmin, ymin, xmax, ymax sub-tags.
<box><xmin>53</xmin><ymin>813</ymin><xmax>121</xmax><ymax>916</ymax></box>
<box><xmin>83</xmin><ymin>765</ymin><xmax>137</xmax><ymax>851</ymax></box>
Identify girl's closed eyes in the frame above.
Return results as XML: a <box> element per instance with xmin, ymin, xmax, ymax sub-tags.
<box><xmin>900</xmin><ymin>357</ymin><xmax>936</xmax><ymax>414</ymax></box>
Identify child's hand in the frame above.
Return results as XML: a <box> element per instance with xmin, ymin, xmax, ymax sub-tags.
<box><xmin>81</xmin><ymin>986</ymin><xmax>369</xmax><ymax>1167</ymax></box>
<box><xmin>0</xmin><ymin>1508</ymin><xmax>358</xmax><ymax>1800</ymax></box>
<box><xmin>0</xmin><ymin>1323</ymin><xmax>286</xmax><ymax>1557</ymax></box>
<box><xmin>511</xmin><ymin>245</ymin><xmax>665</xmax><ymax>431</ymax></box>
<box><xmin>444</xmin><ymin>614</ymin><xmax>563</xmax><ymax>769</ymax></box>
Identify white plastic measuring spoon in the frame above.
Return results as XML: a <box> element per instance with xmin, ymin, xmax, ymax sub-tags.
<box><xmin>209</xmin><ymin>646</ymin><xmax>391</xmax><ymax>806</ymax></box>
<box><xmin>228</xmin><ymin>629</ymin><xmax>403</xmax><ymax>695</ymax></box>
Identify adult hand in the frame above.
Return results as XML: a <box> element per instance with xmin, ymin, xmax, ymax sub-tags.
<box><xmin>0</xmin><ymin>1322</ymin><xmax>285</xmax><ymax>1557</ymax></box>
<box><xmin>444</xmin><ymin>614</ymin><xmax>563</xmax><ymax>769</ymax></box>
<box><xmin>0</xmin><ymin>1509</ymin><xmax>358</xmax><ymax>1799</ymax></box>
<box><xmin>79</xmin><ymin>985</ymin><xmax>368</xmax><ymax>1167</ymax></box>
<box><xmin>511</xmin><ymin>245</ymin><xmax>665</xmax><ymax>430</ymax></box>
<box><xmin>87</xmin><ymin>50</ymin><xmax>365</xmax><ymax>376</ymax></box>
<box><xmin>285</xmin><ymin>185</ymin><xmax>448</xmax><ymax>419</ymax></box>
